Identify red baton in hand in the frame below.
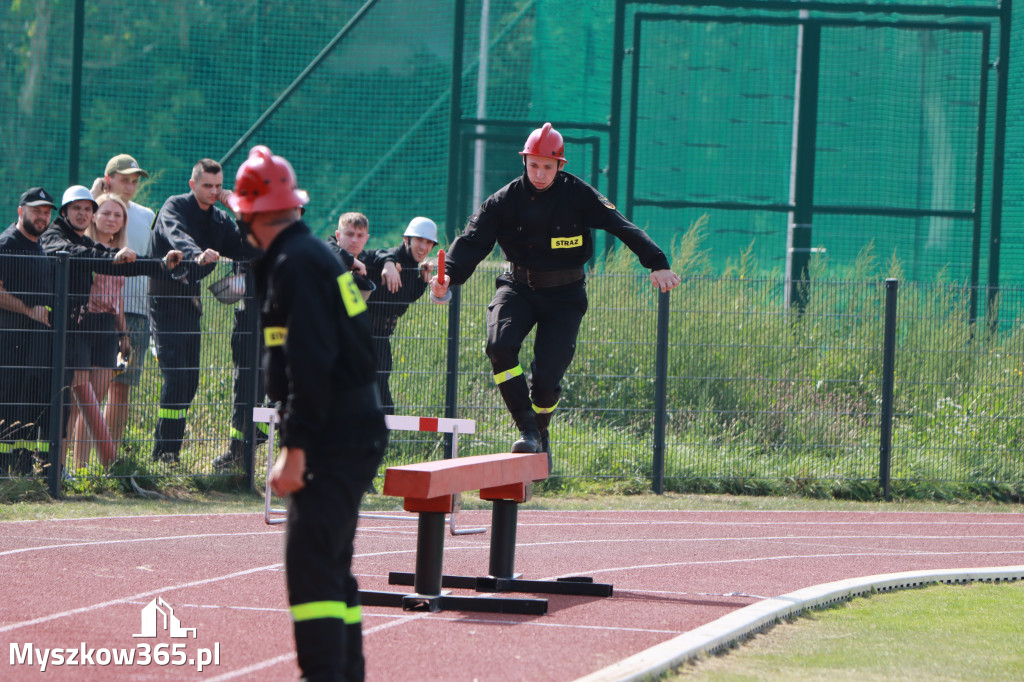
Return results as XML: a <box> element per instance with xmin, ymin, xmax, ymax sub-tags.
<box><xmin>430</xmin><ymin>249</ymin><xmax>451</xmax><ymax>304</ymax></box>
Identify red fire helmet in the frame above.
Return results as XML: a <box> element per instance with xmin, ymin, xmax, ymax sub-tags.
<box><xmin>518</xmin><ymin>122</ymin><xmax>567</xmax><ymax>164</ymax></box>
<box><xmin>228</xmin><ymin>145</ymin><xmax>309</xmax><ymax>215</ymax></box>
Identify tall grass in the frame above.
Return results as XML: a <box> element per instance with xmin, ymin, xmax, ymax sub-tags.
<box><xmin>389</xmin><ymin>218</ymin><xmax>1024</xmax><ymax>501</ymax></box>
<box><xmin>7</xmin><ymin>232</ymin><xmax>1024</xmax><ymax>503</ymax></box>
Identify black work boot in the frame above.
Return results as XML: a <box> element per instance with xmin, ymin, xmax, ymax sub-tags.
<box><xmin>510</xmin><ymin>410</ymin><xmax>543</xmax><ymax>453</ymax></box>
<box><xmin>512</xmin><ymin>429</ymin><xmax>543</xmax><ymax>453</ymax></box>
<box><xmin>213</xmin><ymin>439</ymin><xmax>245</xmax><ymax>470</ymax></box>
<box><xmin>5</xmin><ymin>447</ymin><xmax>34</xmax><ymax>476</ymax></box>
<box><xmin>534</xmin><ymin>411</ymin><xmax>552</xmax><ymax>471</ymax></box>
<box><xmin>151</xmin><ymin>443</ymin><xmax>179</xmax><ymax>464</ymax></box>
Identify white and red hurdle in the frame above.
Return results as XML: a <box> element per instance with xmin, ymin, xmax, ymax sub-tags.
<box><xmin>252</xmin><ymin>407</ymin><xmax>484</xmax><ymax>535</ymax></box>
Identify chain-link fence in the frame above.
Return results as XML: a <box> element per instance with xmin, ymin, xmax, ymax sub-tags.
<box><xmin>3</xmin><ymin>253</ymin><xmax>1023</xmax><ymax>495</ymax></box>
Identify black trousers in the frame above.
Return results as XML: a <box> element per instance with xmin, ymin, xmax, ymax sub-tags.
<box><xmin>370</xmin><ymin>336</ymin><xmax>394</xmax><ymax>416</ymax></box>
<box><xmin>229</xmin><ymin>305</ymin><xmax>266</xmax><ymax>449</ymax></box>
<box><xmin>1</xmin><ymin>329</ymin><xmax>54</xmax><ymax>473</ymax></box>
<box><xmin>150</xmin><ymin>300</ymin><xmax>202</xmax><ymax>456</ymax></box>
<box><xmin>485</xmin><ymin>276</ymin><xmax>588</xmax><ymax>417</ymax></box>
<box><xmin>285</xmin><ymin>439</ymin><xmax>386</xmax><ymax>681</ymax></box>
<box><xmin>1</xmin><ymin>335</ymin><xmax>51</xmax><ymax>473</ymax></box>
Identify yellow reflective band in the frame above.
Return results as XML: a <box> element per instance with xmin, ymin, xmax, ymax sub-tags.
<box><xmin>493</xmin><ymin>365</ymin><xmax>524</xmax><ymax>385</ymax></box>
<box><xmin>34</xmin><ymin>441</ymin><xmax>49</xmax><ymax>453</ymax></box>
<box><xmin>338</xmin><ymin>272</ymin><xmax>367</xmax><ymax>317</ymax></box>
<box><xmin>532</xmin><ymin>402</ymin><xmax>558</xmax><ymax>414</ymax></box>
<box><xmin>257</xmin><ymin>422</ymin><xmax>270</xmax><ymax>435</ymax></box>
<box><xmin>0</xmin><ymin>443</ymin><xmax>11</xmax><ymax>453</ymax></box>
<box><xmin>159</xmin><ymin>408</ymin><xmax>188</xmax><ymax>420</ymax></box>
<box><xmin>230</xmin><ymin>427</ymin><xmax>244</xmax><ymax>440</ymax></box>
<box><xmin>290</xmin><ymin>601</ymin><xmax>361</xmax><ymax>624</ymax></box>
<box><xmin>551</xmin><ymin>235</ymin><xmax>583</xmax><ymax>249</ymax></box>
<box><xmin>265</xmin><ymin>326</ymin><xmax>287</xmax><ymax>347</ymax></box>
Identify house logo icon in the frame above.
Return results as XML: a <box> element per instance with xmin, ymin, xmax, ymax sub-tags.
<box><xmin>133</xmin><ymin>597</ymin><xmax>197</xmax><ymax>638</ymax></box>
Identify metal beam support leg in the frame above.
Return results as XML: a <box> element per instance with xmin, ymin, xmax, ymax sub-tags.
<box><xmin>413</xmin><ymin>511</ymin><xmax>447</xmax><ymax>596</ymax></box>
<box><xmin>488</xmin><ymin>499</ymin><xmax>519</xmax><ymax>579</ymax></box>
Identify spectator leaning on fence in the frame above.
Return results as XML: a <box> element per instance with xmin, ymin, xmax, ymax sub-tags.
<box><xmin>41</xmin><ymin>186</ymin><xmax>182</xmax><ymax>471</ymax></box>
<box><xmin>326</xmin><ymin>212</ymin><xmax>374</xmax><ymax>294</ymax></box>
<box><xmin>91</xmin><ymin>154</ymin><xmax>157</xmax><ymax>453</ymax></box>
<box><xmin>147</xmin><ymin>159</ymin><xmax>249</xmax><ymax>464</ymax></box>
<box><xmin>68</xmin><ymin>193</ymin><xmax>132</xmax><ymax>471</ymax></box>
<box><xmin>212</xmin><ymin>250</ymin><xmax>265</xmax><ymax>471</ymax></box>
<box><xmin>229</xmin><ymin>145</ymin><xmax>387</xmax><ymax>681</ymax></box>
<box><xmin>0</xmin><ymin>188</ymin><xmax>57</xmax><ymax>476</ymax></box>
<box><xmin>430</xmin><ymin>122</ymin><xmax>681</xmax><ymax>464</ymax></box>
<box><xmin>213</xmin><ymin>192</ymin><xmax>310</xmax><ymax>473</ymax></box>
<box><xmin>360</xmin><ymin>216</ymin><xmax>438</xmax><ymax>415</ymax></box>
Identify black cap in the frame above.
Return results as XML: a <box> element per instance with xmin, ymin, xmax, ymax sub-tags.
<box><xmin>19</xmin><ymin>187</ymin><xmax>57</xmax><ymax>208</ymax></box>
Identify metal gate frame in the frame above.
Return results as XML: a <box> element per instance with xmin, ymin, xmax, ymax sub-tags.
<box><xmin>610</xmin><ymin>0</ymin><xmax>1011</xmax><ymax>318</ymax></box>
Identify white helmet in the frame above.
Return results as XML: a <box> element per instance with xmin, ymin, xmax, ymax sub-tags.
<box><xmin>403</xmin><ymin>216</ymin><xmax>438</xmax><ymax>243</ymax></box>
<box><xmin>61</xmin><ymin>185</ymin><xmax>98</xmax><ymax>211</ymax></box>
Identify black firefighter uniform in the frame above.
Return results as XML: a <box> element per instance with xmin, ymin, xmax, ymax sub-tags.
<box><xmin>256</xmin><ymin>219</ymin><xmax>387</xmax><ymax>680</ymax></box>
<box><xmin>443</xmin><ymin>169</ymin><xmax>671</xmax><ymax>440</ymax></box>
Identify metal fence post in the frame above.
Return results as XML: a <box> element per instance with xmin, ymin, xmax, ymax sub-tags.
<box><xmin>243</xmin><ymin>277</ymin><xmax>260</xmax><ymax>491</ymax></box>
<box><xmin>47</xmin><ymin>252</ymin><xmax>70</xmax><ymax>498</ymax></box>
<box><xmin>68</xmin><ymin>0</ymin><xmax>85</xmax><ymax>186</ymax></box>
<box><xmin>879</xmin><ymin>278</ymin><xmax>899</xmax><ymax>502</ymax></box>
<box><xmin>786</xmin><ymin>22</ymin><xmax>822</xmax><ymax>312</ymax></box>
<box><xmin>443</xmin><ymin>286</ymin><xmax>462</xmax><ymax>459</ymax></box>
<box><xmin>651</xmin><ymin>289</ymin><xmax>670</xmax><ymax>494</ymax></box>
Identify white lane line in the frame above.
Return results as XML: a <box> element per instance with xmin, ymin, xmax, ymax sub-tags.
<box><xmin>199</xmin><ymin>612</ymin><xmax>434</xmax><ymax>681</ymax></box>
<box><xmin>0</xmin><ymin>530</ymin><xmax>282</xmax><ymax>558</ymax></box>
<box><xmin>571</xmin><ymin>550</ymin><xmax>1024</xmax><ymax>579</ymax></box>
<box><xmin>0</xmin><ymin>562</ymin><xmax>282</xmax><ymax>634</ymax></box>
<box><xmin>513</xmin><ymin>519</ymin><xmax>1024</xmax><ymax>528</ymax></box>
<box><xmin>204</xmin><ymin>652</ymin><xmax>296</xmax><ymax>681</ymax></box>
<box><xmin>0</xmin><ymin>512</ymin><xmax>267</xmax><ymax>524</ymax></box>
<box><xmin>4</xmin><ymin>532</ymin><xmax>1017</xmax><ymax>561</ymax></box>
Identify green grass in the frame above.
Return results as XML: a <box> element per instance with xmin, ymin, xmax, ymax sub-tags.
<box><xmin>671</xmin><ymin>581</ymin><xmax>1024</xmax><ymax>681</ymax></box>
<box><xmin>1</xmin><ymin>488</ymin><xmax>1019</xmax><ymax>521</ymax></box>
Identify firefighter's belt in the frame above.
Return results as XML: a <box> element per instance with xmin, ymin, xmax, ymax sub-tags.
<box><xmin>508</xmin><ymin>264</ymin><xmax>584</xmax><ymax>289</ymax></box>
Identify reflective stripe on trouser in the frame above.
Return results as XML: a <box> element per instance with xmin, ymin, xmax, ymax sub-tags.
<box><xmin>493</xmin><ymin>364</ymin><xmax>523</xmax><ymax>385</ymax></box>
<box><xmin>150</xmin><ymin>304</ymin><xmax>201</xmax><ymax>456</ymax></box>
<box><xmin>291</xmin><ymin>601</ymin><xmax>361</xmax><ymax>624</ymax></box>
<box><xmin>3</xmin><ymin>440</ymin><xmax>50</xmax><ymax>453</ymax></box>
<box><xmin>229</xmin><ymin>420</ymin><xmax>269</xmax><ymax>447</ymax></box>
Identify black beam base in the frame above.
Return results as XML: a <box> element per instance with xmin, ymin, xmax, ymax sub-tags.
<box><xmin>359</xmin><ymin>589</ymin><xmax>547</xmax><ymax>615</ymax></box>
<box><xmin>388</xmin><ymin>572</ymin><xmax>613</xmax><ymax>598</ymax></box>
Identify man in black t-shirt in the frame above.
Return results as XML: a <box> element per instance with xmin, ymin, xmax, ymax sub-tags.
<box><xmin>0</xmin><ymin>188</ymin><xmax>57</xmax><ymax>474</ymax></box>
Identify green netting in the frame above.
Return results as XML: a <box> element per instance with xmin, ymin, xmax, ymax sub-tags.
<box><xmin>816</xmin><ymin>25</ymin><xmax>983</xmax><ymax>211</ymax></box>
<box><xmin>631</xmin><ymin>19</ymin><xmax>797</xmax><ymax>207</ymax></box>
<box><xmin>0</xmin><ymin>0</ymin><xmax>1016</xmax><ymax>287</ymax></box>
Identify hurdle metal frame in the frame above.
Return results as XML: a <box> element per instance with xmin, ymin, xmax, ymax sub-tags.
<box><xmin>253</xmin><ymin>407</ymin><xmax>483</xmax><ymax>535</ymax></box>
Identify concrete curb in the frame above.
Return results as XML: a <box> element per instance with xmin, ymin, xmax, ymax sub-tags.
<box><xmin>573</xmin><ymin>565</ymin><xmax>1024</xmax><ymax>682</ymax></box>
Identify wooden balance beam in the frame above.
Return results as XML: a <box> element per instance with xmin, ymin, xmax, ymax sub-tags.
<box><xmin>360</xmin><ymin>452</ymin><xmax>613</xmax><ymax>614</ymax></box>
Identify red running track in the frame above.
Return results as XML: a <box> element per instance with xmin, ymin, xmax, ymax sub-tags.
<box><xmin>2</xmin><ymin>508</ymin><xmax>1023</xmax><ymax>680</ymax></box>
